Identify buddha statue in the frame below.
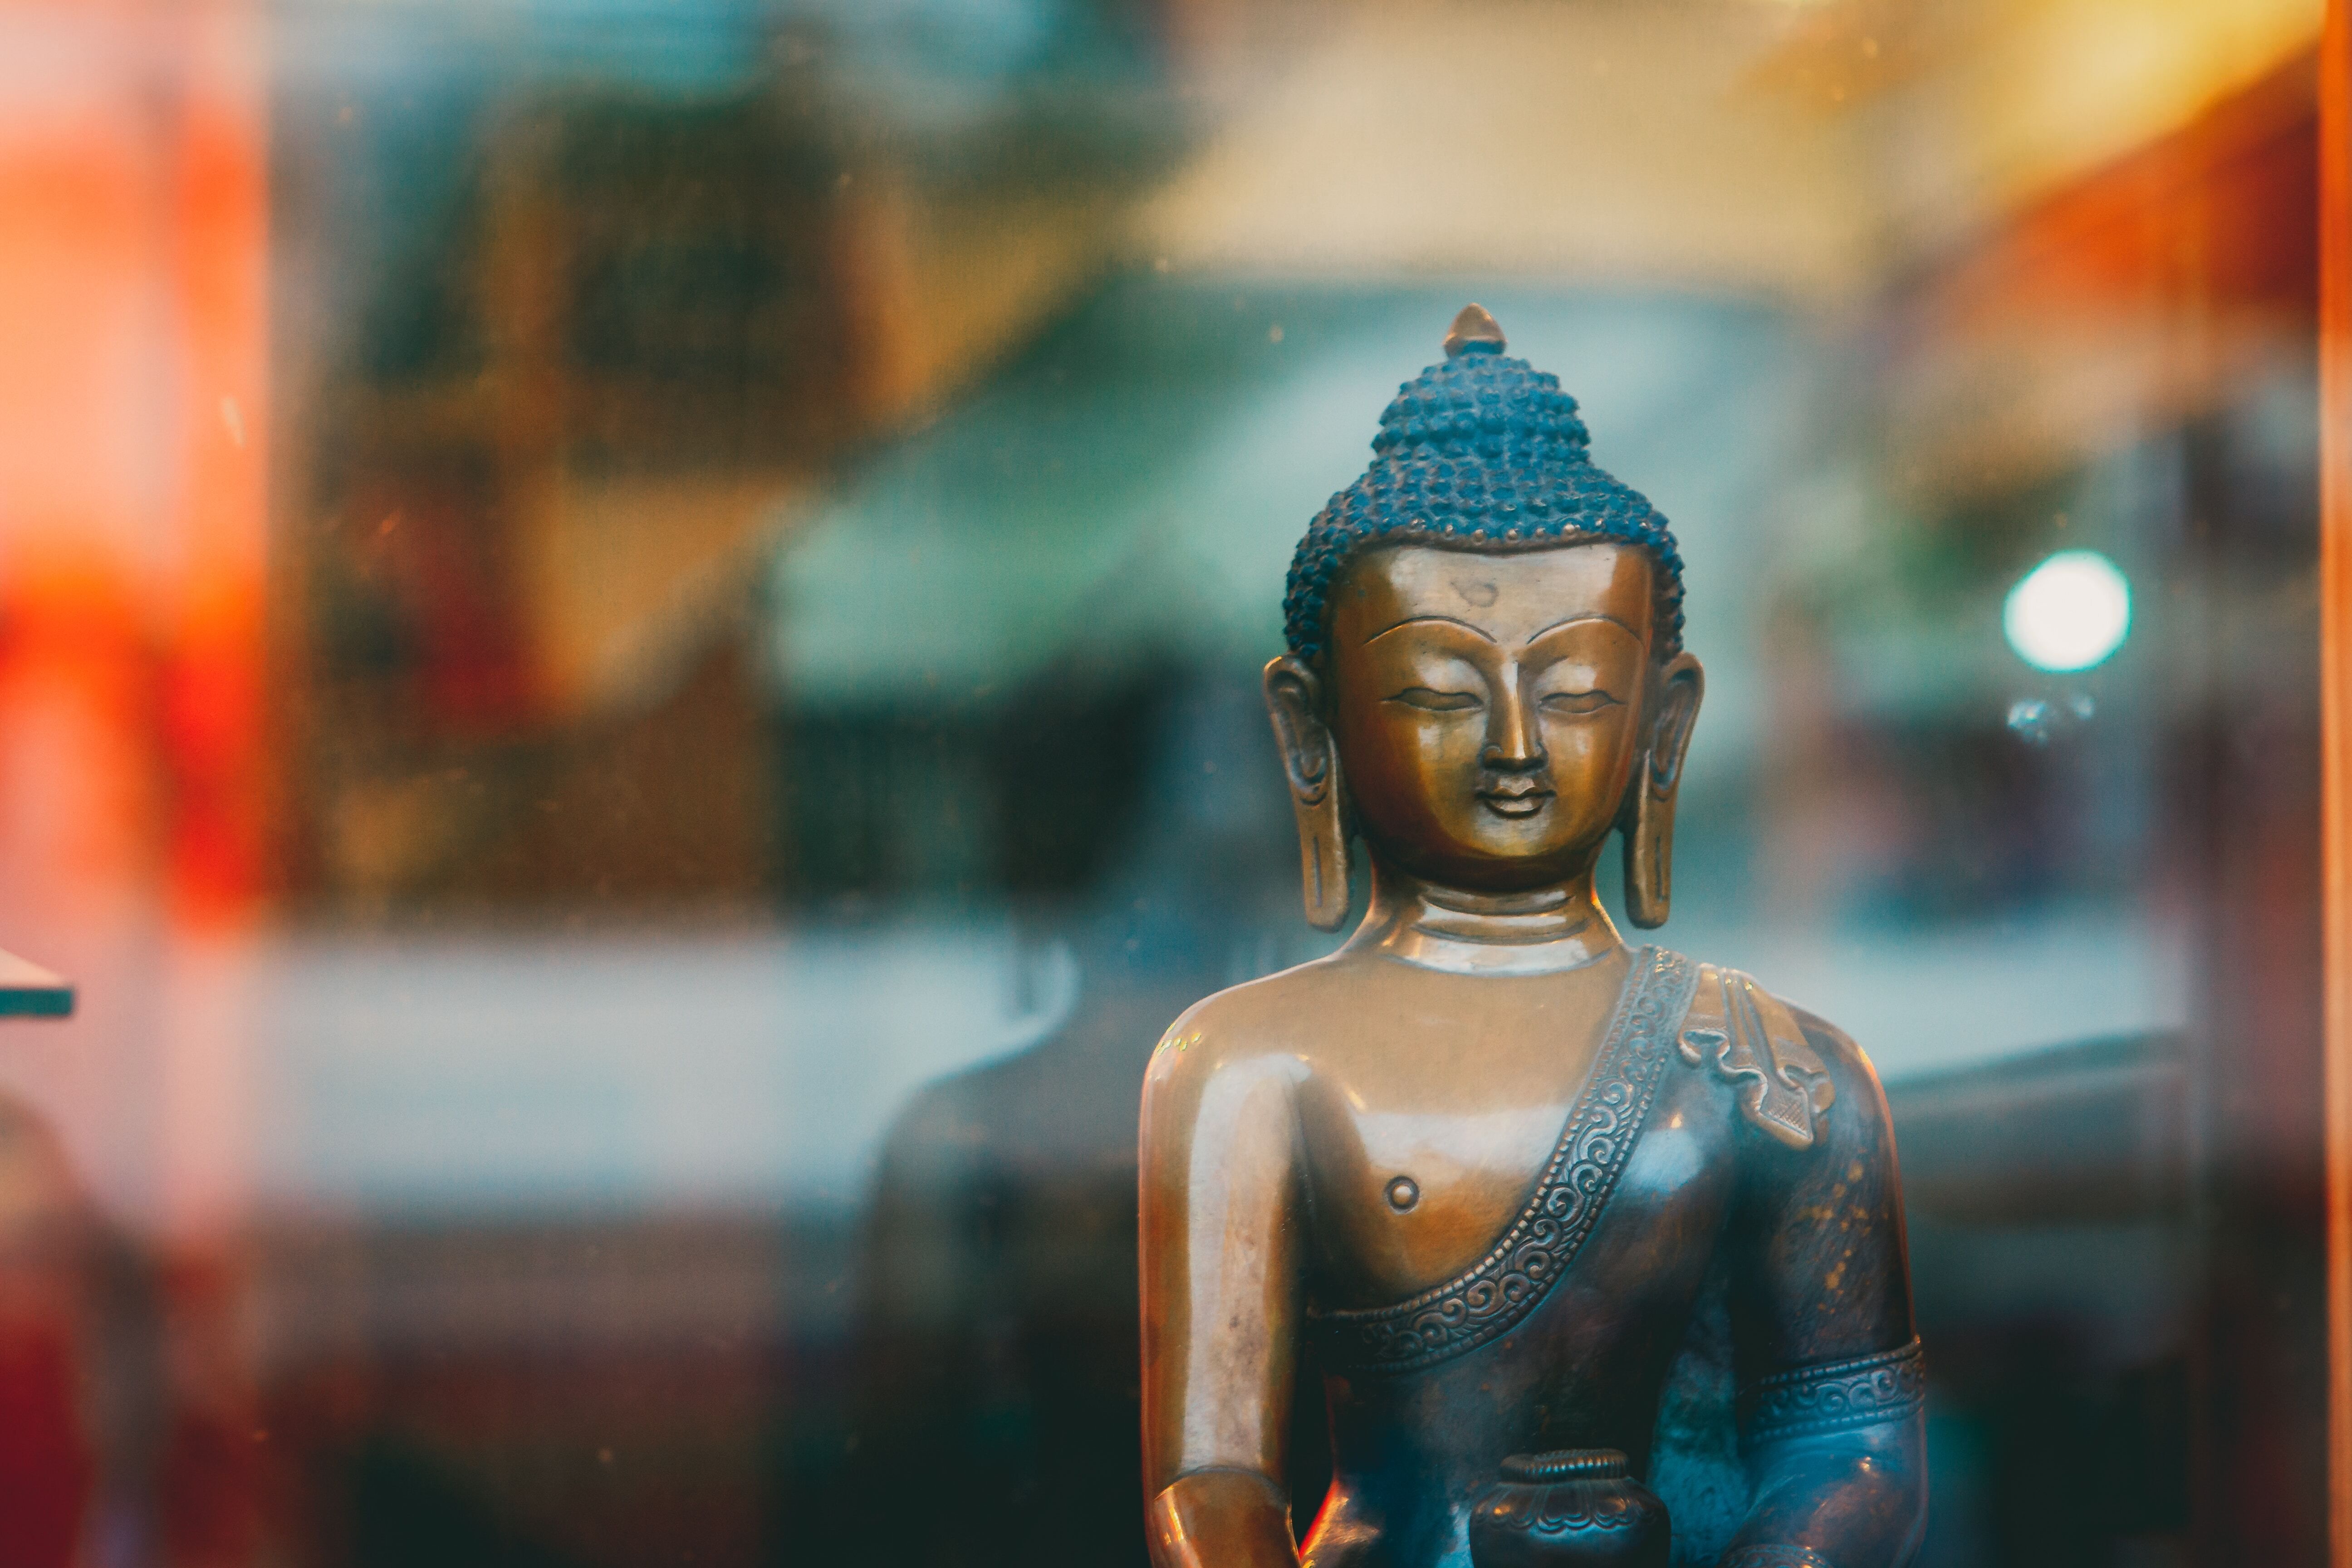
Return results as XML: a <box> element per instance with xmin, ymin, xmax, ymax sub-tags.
<box><xmin>1137</xmin><ymin>307</ymin><xmax>1925</xmax><ymax>1568</ymax></box>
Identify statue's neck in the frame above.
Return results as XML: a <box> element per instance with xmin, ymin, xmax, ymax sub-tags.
<box><xmin>1352</xmin><ymin>862</ymin><xmax>1627</xmax><ymax>976</ymax></box>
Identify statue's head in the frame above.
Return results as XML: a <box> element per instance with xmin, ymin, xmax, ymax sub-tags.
<box><xmin>1265</xmin><ymin>306</ymin><xmax>1704</xmax><ymax>931</ymax></box>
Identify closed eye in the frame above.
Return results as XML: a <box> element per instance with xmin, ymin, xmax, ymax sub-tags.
<box><xmin>1540</xmin><ymin>691</ymin><xmax>1623</xmax><ymax>715</ymax></box>
<box><xmin>1387</xmin><ymin>687</ymin><xmax>1482</xmax><ymax>712</ymax></box>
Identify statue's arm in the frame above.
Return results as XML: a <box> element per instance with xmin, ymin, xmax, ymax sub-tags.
<box><xmin>1722</xmin><ymin>1010</ymin><xmax>1927</xmax><ymax>1568</ymax></box>
<box><xmin>1137</xmin><ymin>1011</ymin><xmax>1307</xmax><ymax>1568</ymax></box>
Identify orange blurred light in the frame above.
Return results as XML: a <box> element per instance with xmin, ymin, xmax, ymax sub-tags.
<box><xmin>0</xmin><ymin>0</ymin><xmax>270</xmax><ymax>926</ymax></box>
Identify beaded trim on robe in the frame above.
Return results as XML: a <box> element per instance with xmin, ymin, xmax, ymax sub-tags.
<box><xmin>1308</xmin><ymin>946</ymin><xmax>1700</xmax><ymax>1376</ymax></box>
<box><xmin>1741</xmin><ymin>1338</ymin><xmax>1927</xmax><ymax>1446</ymax></box>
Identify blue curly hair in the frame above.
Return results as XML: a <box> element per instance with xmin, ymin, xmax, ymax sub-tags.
<box><xmin>1281</xmin><ymin>306</ymin><xmax>1685</xmax><ymax>665</ymax></box>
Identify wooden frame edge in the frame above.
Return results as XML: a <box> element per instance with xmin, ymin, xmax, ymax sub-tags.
<box><xmin>2324</xmin><ymin>1</ymin><xmax>2352</xmax><ymax>1563</ymax></box>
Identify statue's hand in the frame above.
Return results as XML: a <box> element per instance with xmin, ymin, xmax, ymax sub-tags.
<box><xmin>1145</xmin><ymin>1470</ymin><xmax>1301</xmax><ymax>1568</ymax></box>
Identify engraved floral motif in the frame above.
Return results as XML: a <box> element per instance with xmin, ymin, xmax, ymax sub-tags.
<box><xmin>1482</xmin><ymin>1485</ymin><xmax>1644</xmax><ymax>1535</ymax></box>
<box><xmin>1741</xmin><ymin>1339</ymin><xmax>1926</xmax><ymax>1445</ymax></box>
<box><xmin>1310</xmin><ymin>947</ymin><xmax>1699</xmax><ymax>1374</ymax></box>
<box><xmin>1470</xmin><ymin>1448</ymin><xmax>1670</xmax><ymax>1562</ymax></box>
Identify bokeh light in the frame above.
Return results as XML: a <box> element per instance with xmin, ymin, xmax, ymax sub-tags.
<box><xmin>2003</xmin><ymin>549</ymin><xmax>2133</xmax><ymax>671</ymax></box>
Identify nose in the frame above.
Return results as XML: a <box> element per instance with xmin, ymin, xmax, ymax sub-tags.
<box><xmin>1481</xmin><ymin>682</ymin><xmax>1546</xmax><ymax>772</ymax></box>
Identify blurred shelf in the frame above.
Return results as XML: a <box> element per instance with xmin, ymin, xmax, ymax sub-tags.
<box><xmin>0</xmin><ymin>950</ymin><xmax>71</xmax><ymax>1019</ymax></box>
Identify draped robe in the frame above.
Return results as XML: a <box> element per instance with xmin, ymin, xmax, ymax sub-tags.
<box><xmin>1290</xmin><ymin>949</ymin><xmax>1925</xmax><ymax>1568</ymax></box>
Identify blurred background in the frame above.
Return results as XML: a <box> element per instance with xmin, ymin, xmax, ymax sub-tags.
<box><xmin>0</xmin><ymin>0</ymin><xmax>2331</xmax><ymax>1563</ymax></box>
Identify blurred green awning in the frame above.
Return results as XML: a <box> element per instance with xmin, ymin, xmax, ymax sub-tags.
<box><xmin>769</xmin><ymin>276</ymin><xmax>1804</xmax><ymax>769</ymax></box>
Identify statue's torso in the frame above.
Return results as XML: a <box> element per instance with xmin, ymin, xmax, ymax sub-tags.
<box><xmin>1284</xmin><ymin>946</ymin><xmax>1637</xmax><ymax>1308</ymax></box>
<box><xmin>1144</xmin><ymin>940</ymin><xmax>1896</xmax><ymax>1568</ymax></box>
<box><xmin>1256</xmin><ymin>947</ymin><xmax>1743</xmax><ymax>1568</ymax></box>
<box><xmin>1307</xmin><ymin>1068</ymin><xmax>1735</xmax><ymax>1568</ymax></box>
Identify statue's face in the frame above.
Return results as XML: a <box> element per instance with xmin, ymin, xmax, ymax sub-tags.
<box><xmin>1325</xmin><ymin>542</ymin><xmax>1657</xmax><ymax>892</ymax></box>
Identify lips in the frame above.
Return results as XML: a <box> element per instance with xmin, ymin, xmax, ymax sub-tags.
<box><xmin>1477</xmin><ymin>782</ymin><xmax>1553</xmax><ymax>818</ymax></box>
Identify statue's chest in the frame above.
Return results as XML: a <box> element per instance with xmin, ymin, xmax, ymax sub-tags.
<box><xmin>1299</xmin><ymin>1057</ymin><xmax>1737</xmax><ymax>1320</ymax></box>
<box><xmin>1296</xmin><ymin>1082</ymin><xmax>1591</xmax><ymax>1305</ymax></box>
<box><xmin>1299</xmin><ymin>946</ymin><xmax>1730</xmax><ymax>1377</ymax></box>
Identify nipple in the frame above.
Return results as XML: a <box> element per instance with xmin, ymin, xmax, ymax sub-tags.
<box><xmin>1385</xmin><ymin>1176</ymin><xmax>1420</xmax><ymax>1212</ymax></box>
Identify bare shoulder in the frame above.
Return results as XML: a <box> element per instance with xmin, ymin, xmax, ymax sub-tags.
<box><xmin>1136</xmin><ymin>957</ymin><xmax>1356</xmax><ymax>1188</ymax></box>
<box><xmin>1138</xmin><ymin>954</ymin><xmax>1355</xmax><ymax>1102</ymax></box>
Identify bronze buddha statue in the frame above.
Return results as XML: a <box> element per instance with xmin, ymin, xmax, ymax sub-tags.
<box><xmin>1137</xmin><ymin>307</ymin><xmax>1925</xmax><ymax>1568</ymax></box>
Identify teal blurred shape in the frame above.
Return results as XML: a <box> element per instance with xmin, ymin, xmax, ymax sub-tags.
<box><xmin>0</xmin><ymin>950</ymin><xmax>71</xmax><ymax>1019</ymax></box>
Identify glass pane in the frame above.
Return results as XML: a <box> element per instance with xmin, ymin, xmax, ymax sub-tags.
<box><xmin>0</xmin><ymin>0</ymin><xmax>2325</xmax><ymax>1563</ymax></box>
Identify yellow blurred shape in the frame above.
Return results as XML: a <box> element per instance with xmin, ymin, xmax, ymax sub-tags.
<box><xmin>1139</xmin><ymin>0</ymin><xmax>2324</xmax><ymax>299</ymax></box>
<box><xmin>1140</xmin><ymin>0</ymin><xmax>1881</xmax><ymax>300</ymax></box>
<box><xmin>1891</xmin><ymin>0</ymin><xmax>2322</xmax><ymax>243</ymax></box>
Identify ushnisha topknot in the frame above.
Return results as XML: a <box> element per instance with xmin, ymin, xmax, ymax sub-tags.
<box><xmin>1281</xmin><ymin>304</ymin><xmax>1685</xmax><ymax>664</ymax></box>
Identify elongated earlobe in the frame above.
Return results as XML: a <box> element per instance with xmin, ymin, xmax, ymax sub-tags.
<box><xmin>1622</xmin><ymin>652</ymin><xmax>1703</xmax><ymax>930</ymax></box>
<box><xmin>1293</xmin><ymin>751</ymin><xmax>1352</xmax><ymax>931</ymax></box>
<box><xmin>1264</xmin><ymin>656</ymin><xmax>1353</xmax><ymax>932</ymax></box>
<box><xmin>1622</xmin><ymin>757</ymin><xmax>1676</xmax><ymax>929</ymax></box>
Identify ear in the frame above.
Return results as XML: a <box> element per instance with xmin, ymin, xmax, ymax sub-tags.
<box><xmin>1621</xmin><ymin>651</ymin><xmax>1704</xmax><ymax>929</ymax></box>
<box><xmin>1264</xmin><ymin>655</ymin><xmax>1352</xmax><ymax>932</ymax></box>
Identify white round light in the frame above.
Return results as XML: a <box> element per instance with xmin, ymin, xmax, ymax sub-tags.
<box><xmin>2003</xmin><ymin>550</ymin><xmax>2131</xmax><ymax>672</ymax></box>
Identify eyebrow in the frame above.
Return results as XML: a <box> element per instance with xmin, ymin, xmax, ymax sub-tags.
<box><xmin>1364</xmin><ymin>615</ymin><xmax>1496</xmax><ymax>645</ymax></box>
<box><xmin>1523</xmin><ymin>613</ymin><xmax>1644</xmax><ymax>645</ymax></box>
<box><xmin>1363</xmin><ymin>612</ymin><xmax>1644</xmax><ymax>647</ymax></box>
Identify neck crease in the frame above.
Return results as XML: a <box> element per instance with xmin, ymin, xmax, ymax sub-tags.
<box><xmin>1356</xmin><ymin>864</ymin><xmax>1627</xmax><ymax>976</ymax></box>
